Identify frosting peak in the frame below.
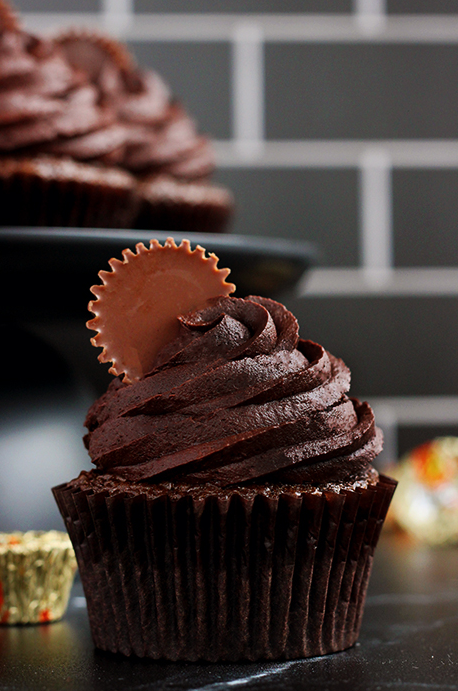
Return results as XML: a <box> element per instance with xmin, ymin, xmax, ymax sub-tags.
<box><xmin>0</xmin><ymin>22</ymin><xmax>215</xmax><ymax>179</ymax></box>
<box><xmin>0</xmin><ymin>29</ymin><xmax>117</xmax><ymax>156</ymax></box>
<box><xmin>84</xmin><ymin>296</ymin><xmax>382</xmax><ymax>487</ymax></box>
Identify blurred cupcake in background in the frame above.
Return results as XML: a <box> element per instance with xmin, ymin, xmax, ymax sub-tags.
<box><xmin>56</xmin><ymin>30</ymin><xmax>233</xmax><ymax>232</ymax></box>
<box><xmin>0</xmin><ymin>2</ymin><xmax>233</xmax><ymax>232</ymax></box>
<box><xmin>0</xmin><ymin>4</ymin><xmax>140</xmax><ymax>227</ymax></box>
<box><xmin>388</xmin><ymin>437</ymin><xmax>458</xmax><ymax>545</ymax></box>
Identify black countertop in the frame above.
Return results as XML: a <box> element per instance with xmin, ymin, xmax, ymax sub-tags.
<box><xmin>1</xmin><ymin>532</ymin><xmax>457</xmax><ymax>691</ymax></box>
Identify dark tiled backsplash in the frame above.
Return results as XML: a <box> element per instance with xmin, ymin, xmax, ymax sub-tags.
<box><xmin>214</xmin><ymin>168</ymin><xmax>359</xmax><ymax>266</ymax></box>
<box><xmin>15</xmin><ymin>0</ymin><xmax>458</xmax><ymax>15</ymax></box>
<box><xmin>218</xmin><ymin>166</ymin><xmax>458</xmax><ymax>271</ymax></box>
<box><xmin>133</xmin><ymin>0</ymin><xmax>353</xmax><ymax>14</ymax></box>
<box><xmin>393</xmin><ymin>170</ymin><xmax>458</xmax><ymax>268</ymax></box>
<box><xmin>283</xmin><ymin>294</ymin><xmax>458</xmax><ymax>399</ymax></box>
<box><xmin>265</xmin><ymin>43</ymin><xmax>458</xmax><ymax>140</ymax></box>
<box><xmin>387</xmin><ymin>0</ymin><xmax>458</xmax><ymax>14</ymax></box>
<box><xmin>128</xmin><ymin>41</ymin><xmax>232</xmax><ymax>139</ymax></box>
<box><xmin>12</xmin><ymin>0</ymin><xmax>100</xmax><ymax>11</ymax></box>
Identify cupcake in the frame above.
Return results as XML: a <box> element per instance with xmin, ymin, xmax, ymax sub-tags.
<box><xmin>0</xmin><ymin>530</ymin><xmax>77</xmax><ymax>624</ymax></box>
<box><xmin>0</xmin><ymin>155</ymin><xmax>138</xmax><ymax>228</ymax></box>
<box><xmin>52</xmin><ymin>238</ymin><xmax>396</xmax><ymax>661</ymax></box>
<box><xmin>55</xmin><ymin>30</ymin><xmax>234</xmax><ymax>232</ymax></box>
<box><xmin>0</xmin><ymin>6</ymin><xmax>140</xmax><ymax>228</ymax></box>
<box><xmin>135</xmin><ymin>175</ymin><xmax>234</xmax><ymax>233</ymax></box>
<box><xmin>0</xmin><ymin>1</ymin><xmax>233</xmax><ymax>232</ymax></box>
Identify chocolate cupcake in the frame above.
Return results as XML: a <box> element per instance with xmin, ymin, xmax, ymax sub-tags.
<box><xmin>55</xmin><ymin>30</ymin><xmax>233</xmax><ymax>232</ymax></box>
<box><xmin>0</xmin><ymin>155</ymin><xmax>138</xmax><ymax>228</ymax></box>
<box><xmin>0</xmin><ymin>8</ymin><xmax>139</xmax><ymax>228</ymax></box>
<box><xmin>0</xmin><ymin>4</ymin><xmax>232</xmax><ymax>231</ymax></box>
<box><xmin>135</xmin><ymin>175</ymin><xmax>234</xmax><ymax>233</ymax></box>
<box><xmin>55</xmin><ymin>30</ymin><xmax>215</xmax><ymax>180</ymax></box>
<box><xmin>53</xmin><ymin>238</ymin><xmax>396</xmax><ymax>661</ymax></box>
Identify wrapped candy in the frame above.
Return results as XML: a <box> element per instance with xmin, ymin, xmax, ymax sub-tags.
<box><xmin>389</xmin><ymin>437</ymin><xmax>458</xmax><ymax>545</ymax></box>
<box><xmin>0</xmin><ymin>530</ymin><xmax>77</xmax><ymax>624</ymax></box>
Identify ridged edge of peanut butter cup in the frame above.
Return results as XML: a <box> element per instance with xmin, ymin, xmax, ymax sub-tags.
<box><xmin>87</xmin><ymin>237</ymin><xmax>235</xmax><ymax>383</ymax></box>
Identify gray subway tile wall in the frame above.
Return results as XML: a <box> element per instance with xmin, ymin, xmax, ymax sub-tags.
<box><xmin>393</xmin><ymin>170</ymin><xmax>458</xmax><ymax>268</ymax></box>
<box><xmin>214</xmin><ymin>168</ymin><xmax>359</xmax><ymax>265</ymax></box>
<box><xmin>15</xmin><ymin>1</ymin><xmax>458</xmax><ymax>464</ymax></box>
<box><xmin>265</xmin><ymin>44</ymin><xmax>458</xmax><ymax>140</ymax></box>
<box><xmin>283</xmin><ymin>296</ymin><xmax>458</xmax><ymax>400</ymax></box>
<box><xmin>128</xmin><ymin>41</ymin><xmax>232</xmax><ymax>139</ymax></box>
<box><xmin>13</xmin><ymin>0</ymin><xmax>100</xmax><ymax>11</ymax></box>
<box><xmin>387</xmin><ymin>0</ymin><xmax>458</xmax><ymax>14</ymax></box>
<box><xmin>133</xmin><ymin>1</ymin><xmax>353</xmax><ymax>14</ymax></box>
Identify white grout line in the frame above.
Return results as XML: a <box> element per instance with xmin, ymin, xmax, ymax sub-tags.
<box><xmin>299</xmin><ymin>268</ymin><xmax>458</xmax><ymax>297</ymax></box>
<box><xmin>353</xmin><ymin>0</ymin><xmax>387</xmax><ymax>37</ymax></box>
<box><xmin>101</xmin><ymin>0</ymin><xmax>133</xmax><ymax>14</ymax></box>
<box><xmin>369</xmin><ymin>397</ymin><xmax>458</xmax><ymax>425</ymax></box>
<box><xmin>354</xmin><ymin>0</ymin><xmax>386</xmax><ymax>16</ymax></box>
<box><xmin>214</xmin><ymin>140</ymin><xmax>458</xmax><ymax>168</ymax></box>
<box><xmin>100</xmin><ymin>0</ymin><xmax>133</xmax><ymax>35</ymax></box>
<box><xmin>368</xmin><ymin>396</ymin><xmax>458</xmax><ymax>464</ymax></box>
<box><xmin>21</xmin><ymin>13</ymin><xmax>458</xmax><ymax>43</ymax></box>
<box><xmin>358</xmin><ymin>147</ymin><xmax>393</xmax><ymax>283</ymax></box>
<box><xmin>231</xmin><ymin>22</ymin><xmax>265</xmax><ymax>159</ymax></box>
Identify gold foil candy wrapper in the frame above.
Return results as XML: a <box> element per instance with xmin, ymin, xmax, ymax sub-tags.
<box><xmin>0</xmin><ymin>530</ymin><xmax>77</xmax><ymax>625</ymax></box>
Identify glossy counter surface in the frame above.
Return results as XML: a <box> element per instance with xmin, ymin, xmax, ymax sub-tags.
<box><xmin>1</xmin><ymin>532</ymin><xmax>457</xmax><ymax>690</ymax></box>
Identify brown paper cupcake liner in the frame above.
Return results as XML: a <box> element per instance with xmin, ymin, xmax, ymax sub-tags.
<box><xmin>134</xmin><ymin>199</ymin><xmax>232</xmax><ymax>234</ymax></box>
<box><xmin>53</xmin><ymin>476</ymin><xmax>396</xmax><ymax>661</ymax></box>
<box><xmin>134</xmin><ymin>177</ymin><xmax>233</xmax><ymax>234</ymax></box>
<box><xmin>0</xmin><ymin>157</ymin><xmax>139</xmax><ymax>229</ymax></box>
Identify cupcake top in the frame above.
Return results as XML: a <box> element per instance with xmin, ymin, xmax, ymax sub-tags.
<box><xmin>0</xmin><ymin>5</ymin><xmax>126</xmax><ymax>161</ymax></box>
<box><xmin>55</xmin><ymin>31</ymin><xmax>215</xmax><ymax>179</ymax></box>
<box><xmin>0</xmin><ymin>3</ymin><xmax>215</xmax><ymax>179</ymax></box>
<box><xmin>84</xmin><ymin>238</ymin><xmax>382</xmax><ymax>489</ymax></box>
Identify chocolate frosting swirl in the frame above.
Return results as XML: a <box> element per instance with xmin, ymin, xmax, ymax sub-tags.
<box><xmin>84</xmin><ymin>296</ymin><xmax>382</xmax><ymax>487</ymax></box>
<box><xmin>0</xmin><ymin>24</ymin><xmax>214</xmax><ymax>178</ymax></box>
<box><xmin>0</xmin><ymin>30</ymin><xmax>122</xmax><ymax>160</ymax></box>
<box><xmin>55</xmin><ymin>32</ymin><xmax>215</xmax><ymax>179</ymax></box>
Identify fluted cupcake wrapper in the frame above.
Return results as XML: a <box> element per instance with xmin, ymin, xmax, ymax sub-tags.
<box><xmin>0</xmin><ymin>158</ymin><xmax>139</xmax><ymax>229</ymax></box>
<box><xmin>135</xmin><ymin>195</ymin><xmax>232</xmax><ymax>234</ymax></box>
<box><xmin>53</xmin><ymin>477</ymin><xmax>396</xmax><ymax>661</ymax></box>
